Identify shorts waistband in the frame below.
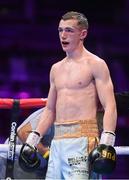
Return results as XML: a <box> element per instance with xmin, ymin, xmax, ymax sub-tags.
<box><xmin>54</xmin><ymin>119</ymin><xmax>99</xmax><ymax>139</ymax></box>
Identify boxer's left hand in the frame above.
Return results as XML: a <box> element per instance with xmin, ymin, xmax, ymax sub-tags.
<box><xmin>88</xmin><ymin>144</ymin><xmax>116</xmax><ymax>174</ymax></box>
<box><xmin>88</xmin><ymin>131</ymin><xmax>116</xmax><ymax>174</ymax></box>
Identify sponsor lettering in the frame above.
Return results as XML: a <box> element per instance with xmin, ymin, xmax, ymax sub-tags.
<box><xmin>8</xmin><ymin>122</ymin><xmax>17</xmax><ymax>161</ymax></box>
<box><xmin>68</xmin><ymin>156</ymin><xmax>87</xmax><ymax>166</ymax></box>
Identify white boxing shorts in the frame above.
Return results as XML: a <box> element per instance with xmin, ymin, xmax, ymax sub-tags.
<box><xmin>45</xmin><ymin>120</ymin><xmax>102</xmax><ymax>180</ymax></box>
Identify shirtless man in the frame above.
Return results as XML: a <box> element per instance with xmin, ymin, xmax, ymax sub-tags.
<box><xmin>19</xmin><ymin>11</ymin><xmax>117</xmax><ymax>179</ymax></box>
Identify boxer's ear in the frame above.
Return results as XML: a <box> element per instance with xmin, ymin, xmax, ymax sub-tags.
<box><xmin>80</xmin><ymin>29</ymin><xmax>87</xmax><ymax>40</ymax></box>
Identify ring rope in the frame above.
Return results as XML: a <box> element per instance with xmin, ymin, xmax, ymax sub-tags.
<box><xmin>0</xmin><ymin>98</ymin><xmax>47</xmax><ymax>109</ymax></box>
<box><xmin>0</xmin><ymin>98</ymin><xmax>128</xmax><ymax>157</ymax></box>
<box><xmin>0</xmin><ymin>145</ymin><xmax>128</xmax><ymax>155</ymax></box>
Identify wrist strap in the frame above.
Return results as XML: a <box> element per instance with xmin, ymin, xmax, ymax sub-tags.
<box><xmin>100</xmin><ymin>131</ymin><xmax>115</xmax><ymax>146</ymax></box>
<box><xmin>26</xmin><ymin>131</ymin><xmax>41</xmax><ymax>147</ymax></box>
<box><xmin>32</xmin><ymin>130</ymin><xmax>41</xmax><ymax>137</ymax></box>
<box><xmin>104</xmin><ymin>131</ymin><xmax>115</xmax><ymax>136</ymax></box>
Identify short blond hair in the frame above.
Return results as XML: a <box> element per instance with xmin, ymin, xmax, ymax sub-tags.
<box><xmin>61</xmin><ymin>11</ymin><xmax>89</xmax><ymax>30</ymax></box>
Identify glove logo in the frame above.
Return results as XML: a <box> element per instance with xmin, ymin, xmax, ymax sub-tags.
<box><xmin>102</xmin><ymin>150</ymin><xmax>116</xmax><ymax>161</ymax></box>
<box><xmin>88</xmin><ymin>144</ymin><xmax>116</xmax><ymax>174</ymax></box>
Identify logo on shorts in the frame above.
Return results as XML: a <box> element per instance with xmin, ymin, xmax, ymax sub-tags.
<box><xmin>68</xmin><ymin>156</ymin><xmax>87</xmax><ymax>166</ymax></box>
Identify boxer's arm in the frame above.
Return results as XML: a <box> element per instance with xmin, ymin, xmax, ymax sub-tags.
<box><xmin>35</xmin><ymin>65</ymin><xmax>57</xmax><ymax>136</ymax></box>
<box><xmin>19</xmin><ymin>65</ymin><xmax>56</xmax><ymax>170</ymax></box>
<box><xmin>89</xmin><ymin>59</ymin><xmax>117</xmax><ymax>174</ymax></box>
<box><xmin>93</xmin><ymin>59</ymin><xmax>117</xmax><ymax>134</ymax></box>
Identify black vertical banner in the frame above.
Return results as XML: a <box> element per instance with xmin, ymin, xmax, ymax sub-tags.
<box><xmin>5</xmin><ymin>99</ymin><xmax>20</xmax><ymax>179</ymax></box>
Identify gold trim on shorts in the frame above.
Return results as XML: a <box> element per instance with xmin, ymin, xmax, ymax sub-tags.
<box><xmin>54</xmin><ymin>119</ymin><xmax>99</xmax><ymax>153</ymax></box>
<box><xmin>54</xmin><ymin>119</ymin><xmax>99</xmax><ymax>139</ymax></box>
<box><xmin>88</xmin><ymin>137</ymin><xmax>99</xmax><ymax>153</ymax></box>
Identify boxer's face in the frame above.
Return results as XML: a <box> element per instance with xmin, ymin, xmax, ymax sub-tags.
<box><xmin>58</xmin><ymin>19</ymin><xmax>87</xmax><ymax>53</ymax></box>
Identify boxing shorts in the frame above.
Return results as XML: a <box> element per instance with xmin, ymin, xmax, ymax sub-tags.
<box><xmin>45</xmin><ymin>119</ymin><xmax>102</xmax><ymax>179</ymax></box>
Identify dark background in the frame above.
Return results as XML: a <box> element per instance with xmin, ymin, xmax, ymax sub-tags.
<box><xmin>0</xmin><ymin>0</ymin><xmax>129</xmax><ymax>178</ymax></box>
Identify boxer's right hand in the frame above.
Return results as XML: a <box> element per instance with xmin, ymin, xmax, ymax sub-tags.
<box><xmin>19</xmin><ymin>131</ymin><xmax>41</xmax><ymax>171</ymax></box>
<box><xmin>19</xmin><ymin>143</ymin><xmax>40</xmax><ymax>172</ymax></box>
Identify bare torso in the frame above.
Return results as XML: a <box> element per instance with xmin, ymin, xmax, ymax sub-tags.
<box><xmin>53</xmin><ymin>52</ymin><xmax>99</xmax><ymax>123</ymax></box>
<box><xmin>36</xmin><ymin>18</ymin><xmax>117</xmax><ymax>136</ymax></box>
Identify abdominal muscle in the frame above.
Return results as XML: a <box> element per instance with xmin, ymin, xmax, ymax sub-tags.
<box><xmin>55</xmin><ymin>86</ymin><xmax>98</xmax><ymax>123</ymax></box>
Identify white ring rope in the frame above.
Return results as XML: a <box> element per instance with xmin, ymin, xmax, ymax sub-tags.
<box><xmin>0</xmin><ymin>144</ymin><xmax>129</xmax><ymax>155</ymax></box>
<box><xmin>0</xmin><ymin>144</ymin><xmax>21</xmax><ymax>155</ymax></box>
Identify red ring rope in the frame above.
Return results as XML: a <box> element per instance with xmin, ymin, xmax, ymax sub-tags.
<box><xmin>0</xmin><ymin>98</ymin><xmax>47</xmax><ymax>109</ymax></box>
